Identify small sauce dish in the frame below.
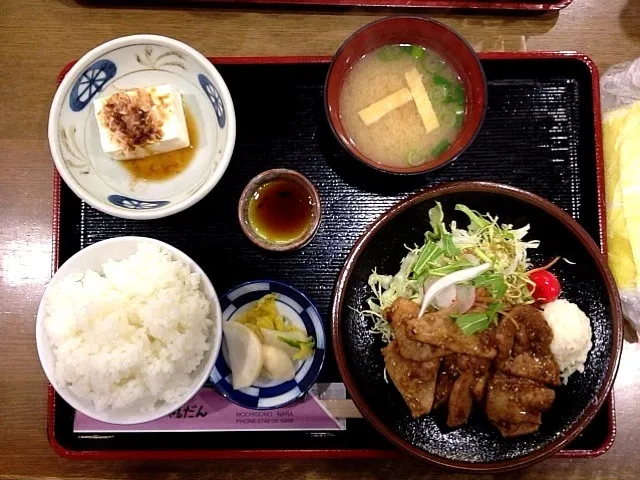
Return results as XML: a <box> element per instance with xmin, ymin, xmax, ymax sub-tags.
<box><xmin>238</xmin><ymin>169</ymin><xmax>321</xmax><ymax>251</ymax></box>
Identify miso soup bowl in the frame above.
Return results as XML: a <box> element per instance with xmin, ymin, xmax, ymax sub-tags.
<box><xmin>325</xmin><ymin>17</ymin><xmax>487</xmax><ymax>175</ymax></box>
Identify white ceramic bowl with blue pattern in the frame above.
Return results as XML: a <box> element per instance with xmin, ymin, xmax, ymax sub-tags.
<box><xmin>48</xmin><ymin>35</ymin><xmax>236</xmax><ymax>220</ymax></box>
<box><xmin>211</xmin><ymin>280</ymin><xmax>326</xmax><ymax>410</ymax></box>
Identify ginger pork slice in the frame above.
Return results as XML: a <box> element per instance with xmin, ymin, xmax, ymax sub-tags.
<box><xmin>382</xmin><ymin>341</ymin><xmax>441</xmax><ymax>418</ymax></box>
<box><xmin>405</xmin><ymin>309</ymin><xmax>497</xmax><ymax>359</ymax></box>
<box><xmin>485</xmin><ymin>373</ymin><xmax>555</xmax><ymax>438</ymax></box>
<box><xmin>386</xmin><ymin>298</ymin><xmax>451</xmax><ymax>361</ymax></box>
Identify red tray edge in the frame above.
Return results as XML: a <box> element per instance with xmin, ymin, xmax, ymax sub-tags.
<box><xmin>183</xmin><ymin>0</ymin><xmax>573</xmax><ymax>12</ymax></box>
<box><xmin>49</xmin><ymin>51</ymin><xmax>615</xmax><ymax>461</ymax></box>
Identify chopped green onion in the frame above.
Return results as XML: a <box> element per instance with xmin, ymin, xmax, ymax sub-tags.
<box><xmin>428</xmin><ymin>85</ymin><xmax>449</xmax><ymax>104</ymax></box>
<box><xmin>453</xmin><ymin>104</ymin><xmax>465</xmax><ymax>128</ymax></box>
<box><xmin>405</xmin><ymin>148</ymin><xmax>426</xmax><ymax>167</ymax></box>
<box><xmin>377</xmin><ymin>45</ymin><xmax>404</xmax><ymax>61</ymax></box>
<box><xmin>447</xmin><ymin>83</ymin><xmax>465</xmax><ymax>104</ymax></box>
<box><xmin>437</xmin><ymin>108</ymin><xmax>457</xmax><ymax>127</ymax></box>
<box><xmin>438</xmin><ymin>108</ymin><xmax>455</xmax><ymax>124</ymax></box>
<box><xmin>450</xmin><ymin>312</ymin><xmax>490</xmax><ymax>336</ymax></box>
<box><xmin>407</xmin><ymin>45</ymin><xmax>425</xmax><ymax>60</ymax></box>
<box><xmin>433</xmin><ymin>74</ymin><xmax>452</xmax><ymax>88</ymax></box>
<box><xmin>400</xmin><ymin>45</ymin><xmax>425</xmax><ymax>60</ymax></box>
<box><xmin>431</xmin><ymin>140</ymin><xmax>451</xmax><ymax>157</ymax></box>
<box><xmin>422</xmin><ymin>55</ymin><xmax>446</xmax><ymax>74</ymax></box>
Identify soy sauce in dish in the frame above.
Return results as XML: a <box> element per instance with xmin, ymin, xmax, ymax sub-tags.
<box><xmin>248</xmin><ymin>179</ymin><xmax>314</xmax><ymax>243</ymax></box>
<box><xmin>123</xmin><ymin>107</ymin><xmax>198</xmax><ymax>181</ymax></box>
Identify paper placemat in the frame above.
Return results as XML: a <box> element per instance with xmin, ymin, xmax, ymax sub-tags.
<box><xmin>74</xmin><ymin>383</ymin><xmax>346</xmax><ymax>433</ymax></box>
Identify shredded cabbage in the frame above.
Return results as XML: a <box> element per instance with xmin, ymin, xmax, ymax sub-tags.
<box><xmin>362</xmin><ymin>202</ymin><xmax>540</xmax><ymax>342</ymax></box>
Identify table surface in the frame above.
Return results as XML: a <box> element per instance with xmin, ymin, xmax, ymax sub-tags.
<box><xmin>1</xmin><ymin>0</ymin><xmax>640</xmax><ymax>478</ymax></box>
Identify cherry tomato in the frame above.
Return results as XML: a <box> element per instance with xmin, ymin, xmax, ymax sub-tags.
<box><xmin>528</xmin><ymin>270</ymin><xmax>561</xmax><ymax>303</ymax></box>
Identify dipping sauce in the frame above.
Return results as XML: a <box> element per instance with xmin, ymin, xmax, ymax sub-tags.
<box><xmin>122</xmin><ymin>107</ymin><xmax>198</xmax><ymax>181</ymax></box>
<box><xmin>248</xmin><ymin>179</ymin><xmax>314</xmax><ymax>243</ymax></box>
<box><xmin>339</xmin><ymin>44</ymin><xmax>465</xmax><ymax>168</ymax></box>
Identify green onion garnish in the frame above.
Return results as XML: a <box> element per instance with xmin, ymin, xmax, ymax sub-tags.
<box><xmin>454</xmin><ymin>110</ymin><xmax>465</xmax><ymax>128</ymax></box>
<box><xmin>431</xmin><ymin>140</ymin><xmax>451</xmax><ymax>157</ymax></box>
<box><xmin>437</xmin><ymin>109</ymin><xmax>457</xmax><ymax>127</ymax></box>
<box><xmin>408</xmin><ymin>45</ymin><xmax>425</xmax><ymax>60</ymax></box>
<box><xmin>447</xmin><ymin>83</ymin><xmax>465</xmax><ymax>104</ymax></box>
<box><xmin>433</xmin><ymin>74</ymin><xmax>452</xmax><ymax>88</ymax></box>
<box><xmin>422</xmin><ymin>55</ymin><xmax>446</xmax><ymax>74</ymax></box>
<box><xmin>429</xmin><ymin>85</ymin><xmax>449</xmax><ymax>104</ymax></box>
<box><xmin>400</xmin><ymin>45</ymin><xmax>426</xmax><ymax>60</ymax></box>
<box><xmin>405</xmin><ymin>148</ymin><xmax>426</xmax><ymax>167</ymax></box>
<box><xmin>377</xmin><ymin>45</ymin><xmax>404</xmax><ymax>61</ymax></box>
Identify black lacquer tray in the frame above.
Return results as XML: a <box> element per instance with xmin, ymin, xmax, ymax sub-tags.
<box><xmin>49</xmin><ymin>53</ymin><xmax>615</xmax><ymax>459</ymax></box>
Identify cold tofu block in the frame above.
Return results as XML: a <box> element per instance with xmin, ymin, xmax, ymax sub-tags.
<box><xmin>93</xmin><ymin>83</ymin><xmax>190</xmax><ymax>160</ymax></box>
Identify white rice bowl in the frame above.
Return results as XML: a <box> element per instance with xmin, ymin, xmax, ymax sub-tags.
<box><xmin>36</xmin><ymin>237</ymin><xmax>222</xmax><ymax>424</ymax></box>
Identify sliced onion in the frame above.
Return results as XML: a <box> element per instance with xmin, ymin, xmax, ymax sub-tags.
<box><xmin>433</xmin><ymin>285</ymin><xmax>457</xmax><ymax>310</ymax></box>
<box><xmin>421</xmin><ymin>276</ymin><xmax>441</xmax><ymax>308</ymax></box>
<box><xmin>452</xmin><ymin>285</ymin><xmax>476</xmax><ymax>314</ymax></box>
<box><xmin>423</xmin><ymin>276</ymin><xmax>438</xmax><ymax>290</ymax></box>
<box><xmin>418</xmin><ymin>263</ymin><xmax>491</xmax><ymax>317</ymax></box>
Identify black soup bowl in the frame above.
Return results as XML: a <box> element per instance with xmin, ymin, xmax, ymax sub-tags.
<box><xmin>331</xmin><ymin>181</ymin><xmax>623</xmax><ymax>473</ymax></box>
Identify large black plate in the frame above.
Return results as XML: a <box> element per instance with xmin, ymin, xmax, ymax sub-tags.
<box><xmin>332</xmin><ymin>182</ymin><xmax>622</xmax><ymax>472</ymax></box>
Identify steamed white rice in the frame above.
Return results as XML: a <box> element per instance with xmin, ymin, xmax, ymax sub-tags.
<box><xmin>543</xmin><ymin>299</ymin><xmax>593</xmax><ymax>384</ymax></box>
<box><xmin>44</xmin><ymin>243</ymin><xmax>213</xmax><ymax>411</ymax></box>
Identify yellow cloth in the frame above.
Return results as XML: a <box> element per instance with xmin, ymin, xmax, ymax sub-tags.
<box><xmin>603</xmin><ymin>101</ymin><xmax>640</xmax><ymax>288</ymax></box>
